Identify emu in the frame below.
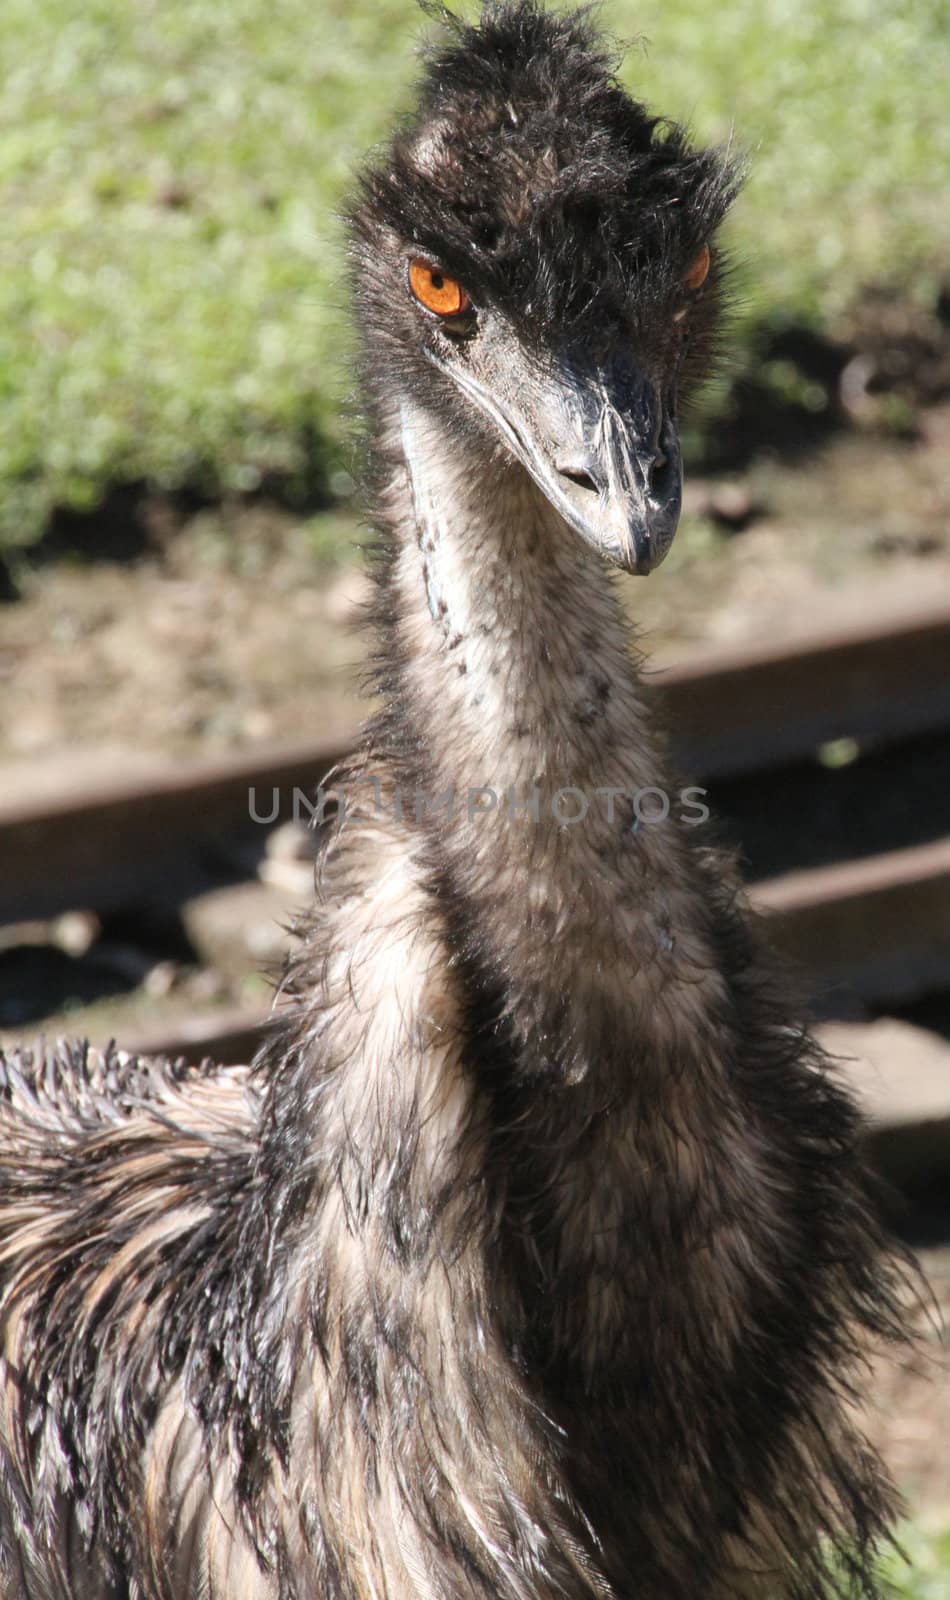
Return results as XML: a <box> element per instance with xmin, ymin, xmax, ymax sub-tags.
<box><xmin>0</xmin><ymin>5</ymin><xmax>912</xmax><ymax>1598</ymax></box>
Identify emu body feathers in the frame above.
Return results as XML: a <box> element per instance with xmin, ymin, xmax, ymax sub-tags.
<box><xmin>0</xmin><ymin>5</ymin><xmax>911</xmax><ymax>1598</ymax></box>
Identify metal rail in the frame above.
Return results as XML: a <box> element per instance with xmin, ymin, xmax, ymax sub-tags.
<box><xmin>654</xmin><ymin>596</ymin><xmax>950</xmax><ymax>778</ymax></box>
<box><xmin>756</xmin><ymin>836</ymin><xmax>950</xmax><ymax>1008</ymax></box>
<box><xmin>3</xmin><ymin>598</ymin><xmax>950</xmax><ymax>926</ymax></box>
<box><xmin>0</xmin><ymin>738</ymin><xmax>348</xmax><ymax>925</ymax></box>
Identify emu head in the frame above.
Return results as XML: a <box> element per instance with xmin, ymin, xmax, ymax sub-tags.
<box><xmin>351</xmin><ymin>0</ymin><xmax>741</xmax><ymax>575</ymax></box>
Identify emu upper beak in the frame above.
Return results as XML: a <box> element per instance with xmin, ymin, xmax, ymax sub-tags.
<box><xmin>536</xmin><ymin>352</ymin><xmax>682</xmax><ymax>576</ymax></box>
<box><xmin>435</xmin><ymin>347</ymin><xmax>682</xmax><ymax>575</ymax></box>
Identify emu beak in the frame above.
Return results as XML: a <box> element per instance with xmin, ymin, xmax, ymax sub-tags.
<box><xmin>433</xmin><ymin>347</ymin><xmax>682</xmax><ymax>575</ymax></box>
<box><xmin>539</xmin><ymin>353</ymin><xmax>683</xmax><ymax>575</ymax></box>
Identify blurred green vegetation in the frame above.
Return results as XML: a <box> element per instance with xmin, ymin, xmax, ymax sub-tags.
<box><xmin>883</xmin><ymin>1526</ymin><xmax>950</xmax><ymax>1598</ymax></box>
<box><xmin>1</xmin><ymin>0</ymin><xmax>947</xmax><ymax>554</ymax></box>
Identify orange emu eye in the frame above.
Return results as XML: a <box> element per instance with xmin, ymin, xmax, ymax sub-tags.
<box><xmin>408</xmin><ymin>258</ymin><xmax>470</xmax><ymax>317</ymax></box>
<box><xmin>683</xmin><ymin>244</ymin><xmax>711</xmax><ymax>291</ymax></box>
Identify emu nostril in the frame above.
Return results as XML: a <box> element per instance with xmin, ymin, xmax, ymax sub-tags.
<box><xmin>559</xmin><ymin>468</ymin><xmax>599</xmax><ymax>495</ymax></box>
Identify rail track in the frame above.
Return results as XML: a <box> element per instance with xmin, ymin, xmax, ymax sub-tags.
<box><xmin>2</xmin><ymin>596</ymin><xmax>950</xmax><ymax>1096</ymax></box>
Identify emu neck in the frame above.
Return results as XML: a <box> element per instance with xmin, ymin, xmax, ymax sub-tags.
<box><xmin>385</xmin><ymin>401</ymin><xmax>723</xmax><ymax>1079</ymax></box>
<box><xmin>391</xmin><ymin>399</ymin><xmax>661</xmax><ymax>816</ymax></box>
<box><xmin>380</xmin><ymin>400</ymin><xmax>740</xmax><ymax>1389</ymax></box>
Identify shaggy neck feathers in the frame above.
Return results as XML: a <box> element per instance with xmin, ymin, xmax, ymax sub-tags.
<box><xmin>376</xmin><ymin>396</ymin><xmax>729</xmax><ymax>1089</ymax></box>
<box><xmin>329</xmin><ymin>399</ymin><xmax>762</xmax><ymax>1395</ymax></box>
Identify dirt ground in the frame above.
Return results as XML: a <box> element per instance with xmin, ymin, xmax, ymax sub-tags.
<box><xmin>868</xmin><ymin>1243</ymin><xmax>950</xmax><ymax>1526</ymax></box>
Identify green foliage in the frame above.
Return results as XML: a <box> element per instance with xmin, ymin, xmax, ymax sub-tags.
<box><xmin>0</xmin><ymin>0</ymin><xmax>417</xmax><ymax>552</ymax></box>
<box><xmin>620</xmin><ymin>0</ymin><xmax>948</xmax><ymax>325</ymax></box>
<box><xmin>882</xmin><ymin>1526</ymin><xmax>950</xmax><ymax>1598</ymax></box>
<box><xmin>1</xmin><ymin>0</ymin><xmax>947</xmax><ymax>552</ymax></box>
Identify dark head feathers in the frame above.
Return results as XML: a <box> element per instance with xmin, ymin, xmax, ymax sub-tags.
<box><xmin>353</xmin><ymin>0</ymin><xmax>743</xmax><ymax>336</ymax></box>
